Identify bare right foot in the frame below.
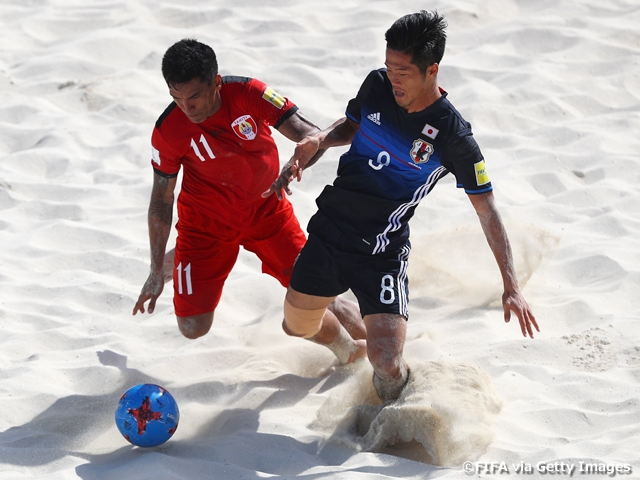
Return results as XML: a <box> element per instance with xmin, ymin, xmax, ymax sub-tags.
<box><xmin>372</xmin><ymin>367</ymin><xmax>410</xmax><ymax>402</ymax></box>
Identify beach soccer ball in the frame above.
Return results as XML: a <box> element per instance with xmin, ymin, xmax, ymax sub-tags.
<box><xmin>115</xmin><ymin>383</ymin><xmax>179</xmax><ymax>447</ymax></box>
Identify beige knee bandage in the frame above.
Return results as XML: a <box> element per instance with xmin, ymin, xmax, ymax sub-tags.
<box><xmin>283</xmin><ymin>300</ymin><xmax>326</xmax><ymax>338</ymax></box>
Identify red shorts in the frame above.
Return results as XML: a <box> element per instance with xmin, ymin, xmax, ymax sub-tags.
<box><xmin>172</xmin><ymin>195</ymin><xmax>305</xmax><ymax>317</ymax></box>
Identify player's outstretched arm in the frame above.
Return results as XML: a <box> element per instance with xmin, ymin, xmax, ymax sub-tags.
<box><xmin>133</xmin><ymin>173</ymin><xmax>177</xmax><ymax>315</ymax></box>
<box><xmin>264</xmin><ymin>116</ymin><xmax>359</xmax><ymax>200</ymax></box>
<box><xmin>467</xmin><ymin>191</ymin><xmax>539</xmax><ymax>338</ymax></box>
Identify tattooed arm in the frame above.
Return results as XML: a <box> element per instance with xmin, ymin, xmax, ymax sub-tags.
<box><xmin>133</xmin><ymin>172</ymin><xmax>177</xmax><ymax>315</ymax></box>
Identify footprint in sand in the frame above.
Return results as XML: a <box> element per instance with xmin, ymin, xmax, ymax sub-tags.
<box><xmin>562</xmin><ymin>327</ymin><xmax>615</xmax><ymax>372</ymax></box>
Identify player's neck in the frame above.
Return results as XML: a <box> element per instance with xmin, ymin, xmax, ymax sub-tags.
<box><xmin>404</xmin><ymin>86</ymin><xmax>441</xmax><ymax>114</ymax></box>
<box><xmin>203</xmin><ymin>90</ymin><xmax>223</xmax><ymax>120</ymax></box>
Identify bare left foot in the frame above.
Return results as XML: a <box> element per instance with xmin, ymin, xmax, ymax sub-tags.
<box><xmin>344</xmin><ymin>339</ymin><xmax>367</xmax><ymax>365</ymax></box>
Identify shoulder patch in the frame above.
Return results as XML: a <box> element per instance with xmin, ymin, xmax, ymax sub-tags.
<box><xmin>152</xmin><ymin>146</ymin><xmax>161</xmax><ymax>165</ymax></box>
<box><xmin>474</xmin><ymin>160</ymin><xmax>490</xmax><ymax>186</ymax></box>
<box><xmin>262</xmin><ymin>86</ymin><xmax>286</xmax><ymax>109</ymax></box>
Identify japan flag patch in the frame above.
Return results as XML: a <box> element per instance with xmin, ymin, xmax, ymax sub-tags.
<box><xmin>421</xmin><ymin>123</ymin><xmax>439</xmax><ymax>140</ymax></box>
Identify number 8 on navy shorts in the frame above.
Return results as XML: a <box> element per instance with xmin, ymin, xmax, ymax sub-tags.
<box><xmin>290</xmin><ymin>231</ymin><xmax>410</xmax><ymax>319</ymax></box>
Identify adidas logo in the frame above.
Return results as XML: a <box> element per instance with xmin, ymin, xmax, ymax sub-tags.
<box><xmin>367</xmin><ymin>112</ymin><xmax>381</xmax><ymax>125</ymax></box>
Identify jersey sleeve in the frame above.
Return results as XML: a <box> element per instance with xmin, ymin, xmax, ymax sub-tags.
<box><xmin>150</xmin><ymin>123</ymin><xmax>182</xmax><ymax>177</ymax></box>
<box><xmin>246</xmin><ymin>78</ymin><xmax>299</xmax><ymax>129</ymax></box>
<box><xmin>441</xmin><ymin>134</ymin><xmax>493</xmax><ymax>194</ymax></box>
<box><xmin>345</xmin><ymin>70</ymin><xmax>378</xmax><ymax>124</ymax></box>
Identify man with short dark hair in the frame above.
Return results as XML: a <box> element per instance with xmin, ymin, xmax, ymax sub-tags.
<box><xmin>265</xmin><ymin>11</ymin><xmax>539</xmax><ymax>401</ymax></box>
<box><xmin>134</xmin><ymin>39</ymin><xmax>366</xmax><ymax>364</ymax></box>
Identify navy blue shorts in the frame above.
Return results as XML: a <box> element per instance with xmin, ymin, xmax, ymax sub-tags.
<box><xmin>289</xmin><ymin>225</ymin><xmax>410</xmax><ymax>318</ymax></box>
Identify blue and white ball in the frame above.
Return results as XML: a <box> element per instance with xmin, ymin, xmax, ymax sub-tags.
<box><xmin>115</xmin><ymin>383</ymin><xmax>179</xmax><ymax>447</ymax></box>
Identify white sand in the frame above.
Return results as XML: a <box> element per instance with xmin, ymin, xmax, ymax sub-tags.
<box><xmin>1</xmin><ymin>0</ymin><xmax>639</xmax><ymax>478</ymax></box>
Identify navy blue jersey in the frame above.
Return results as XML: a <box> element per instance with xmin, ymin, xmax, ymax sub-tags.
<box><xmin>310</xmin><ymin>68</ymin><xmax>492</xmax><ymax>256</ymax></box>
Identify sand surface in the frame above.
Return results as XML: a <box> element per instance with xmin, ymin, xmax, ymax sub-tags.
<box><xmin>1</xmin><ymin>0</ymin><xmax>639</xmax><ymax>478</ymax></box>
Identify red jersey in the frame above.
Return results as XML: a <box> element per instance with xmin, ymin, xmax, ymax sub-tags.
<box><xmin>151</xmin><ymin>76</ymin><xmax>298</xmax><ymax>230</ymax></box>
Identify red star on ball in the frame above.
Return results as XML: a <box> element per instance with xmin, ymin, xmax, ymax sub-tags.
<box><xmin>128</xmin><ymin>396</ymin><xmax>162</xmax><ymax>434</ymax></box>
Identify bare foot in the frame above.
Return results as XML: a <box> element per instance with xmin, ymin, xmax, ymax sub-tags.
<box><xmin>344</xmin><ymin>339</ymin><xmax>368</xmax><ymax>365</ymax></box>
<box><xmin>372</xmin><ymin>366</ymin><xmax>410</xmax><ymax>402</ymax></box>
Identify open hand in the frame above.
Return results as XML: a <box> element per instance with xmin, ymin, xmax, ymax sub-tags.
<box><xmin>503</xmin><ymin>289</ymin><xmax>539</xmax><ymax>338</ymax></box>
<box><xmin>262</xmin><ymin>136</ymin><xmax>320</xmax><ymax>200</ymax></box>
